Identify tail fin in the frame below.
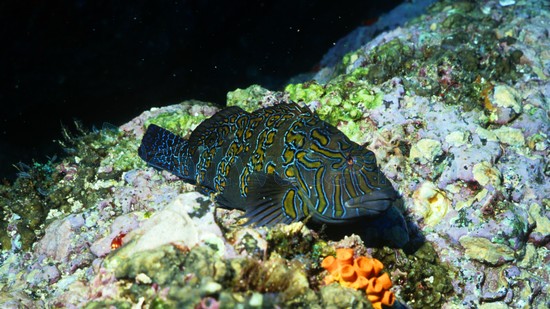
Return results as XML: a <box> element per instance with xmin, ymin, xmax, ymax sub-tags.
<box><xmin>138</xmin><ymin>124</ymin><xmax>195</xmax><ymax>182</ymax></box>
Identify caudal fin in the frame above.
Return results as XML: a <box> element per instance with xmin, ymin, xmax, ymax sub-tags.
<box><xmin>138</xmin><ymin>124</ymin><xmax>195</xmax><ymax>181</ymax></box>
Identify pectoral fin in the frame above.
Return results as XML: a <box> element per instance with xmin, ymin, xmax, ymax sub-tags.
<box><xmin>240</xmin><ymin>172</ymin><xmax>296</xmax><ymax>227</ymax></box>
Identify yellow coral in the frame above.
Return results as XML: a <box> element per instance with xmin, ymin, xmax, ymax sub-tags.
<box><xmin>321</xmin><ymin>248</ymin><xmax>395</xmax><ymax>309</ymax></box>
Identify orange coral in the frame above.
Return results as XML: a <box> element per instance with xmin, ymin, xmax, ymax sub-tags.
<box><xmin>322</xmin><ymin>248</ymin><xmax>395</xmax><ymax>309</ymax></box>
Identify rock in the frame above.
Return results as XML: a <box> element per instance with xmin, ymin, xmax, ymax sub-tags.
<box><xmin>528</xmin><ymin>202</ymin><xmax>550</xmax><ymax>238</ymax></box>
<box><xmin>480</xmin><ymin>268</ymin><xmax>508</xmax><ymax>303</ymax></box>
<box><xmin>35</xmin><ymin>214</ymin><xmax>85</xmax><ymax>262</ymax></box>
<box><xmin>412</xmin><ymin>181</ymin><xmax>451</xmax><ymax>227</ymax></box>
<box><xmin>0</xmin><ymin>290</ymin><xmax>38</xmax><ymax>309</ymax></box>
<box><xmin>104</xmin><ymin>192</ymin><xmax>228</xmax><ymax>271</ymax></box>
<box><xmin>320</xmin><ymin>284</ymin><xmax>371</xmax><ymax>308</ymax></box>
<box><xmin>111</xmin><ymin>245</ymin><xmax>184</xmax><ymax>285</ymax></box>
<box><xmin>459</xmin><ymin>236</ymin><xmax>515</xmax><ymax>266</ymax></box>
<box><xmin>229</xmin><ymin>228</ymin><xmax>268</xmax><ymax>257</ymax></box>
<box><xmin>479</xmin><ymin>302</ymin><xmax>510</xmax><ymax>309</ymax></box>
<box><xmin>135</xmin><ymin>273</ymin><xmax>152</xmax><ymax>284</ymax></box>
<box><xmin>518</xmin><ymin>243</ymin><xmax>538</xmax><ymax>268</ymax></box>
<box><xmin>90</xmin><ymin>212</ymin><xmax>140</xmax><ymax>258</ymax></box>
<box><xmin>445</xmin><ymin>130</ymin><xmax>470</xmax><ymax>148</ymax></box>
<box><xmin>487</xmin><ymin>84</ymin><xmax>522</xmax><ymax>125</ymax></box>
<box><xmin>438</xmin><ymin>142</ymin><xmax>501</xmax><ymax>187</ymax></box>
<box><xmin>248</xmin><ymin>292</ymin><xmax>263</xmax><ymax>307</ymax></box>
<box><xmin>201</xmin><ymin>280</ymin><xmax>222</xmax><ymax>294</ymax></box>
<box><xmin>476</xmin><ymin>127</ymin><xmax>499</xmax><ymax>143</ymax></box>
<box><xmin>52</xmin><ymin>280</ymin><xmax>89</xmax><ymax>307</ymax></box>
<box><xmin>472</xmin><ymin>161</ymin><xmax>502</xmax><ymax>187</ymax></box>
<box><xmin>471</xmin><ymin>205</ymin><xmax>529</xmax><ymax>251</ymax></box>
<box><xmin>409</xmin><ymin>138</ymin><xmax>443</xmax><ymax>164</ymax></box>
<box><xmin>124</xmin><ymin>198</ymin><xmax>191</xmax><ymax>249</ymax></box>
<box><xmin>493</xmin><ymin>127</ymin><xmax>525</xmax><ymax>147</ymax></box>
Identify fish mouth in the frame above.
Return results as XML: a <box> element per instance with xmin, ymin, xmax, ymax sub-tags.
<box><xmin>344</xmin><ymin>187</ymin><xmax>399</xmax><ymax>216</ymax></box>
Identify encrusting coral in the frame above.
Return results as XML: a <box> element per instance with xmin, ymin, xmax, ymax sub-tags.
<box><xmin>321</xmin><ymin>248</ymin><xmax>394</xmax><ymax>309</ymax></box>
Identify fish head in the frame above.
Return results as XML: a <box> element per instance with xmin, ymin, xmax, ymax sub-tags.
<box><xmin>333</xmin><ymin>146</ymin><xmax>399</xmax><ymax>217</ymax></box>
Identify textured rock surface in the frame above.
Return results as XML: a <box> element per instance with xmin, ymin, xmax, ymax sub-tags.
<box><xmin>459</xmin><ymin>235</ymin><xmax>515</xmax><ymax>266</ymax></box>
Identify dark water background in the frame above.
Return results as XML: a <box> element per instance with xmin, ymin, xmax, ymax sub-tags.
<box><xmin>0</xmin><ymin>0</ymin><xmax>403</xmax><ymax>181</ymax></box>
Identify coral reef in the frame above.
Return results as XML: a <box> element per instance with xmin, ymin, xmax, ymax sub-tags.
<box><xmin>321</xmin><ymin>248</ymin><xmax>395</xmax><ymax>309</ymax></box>
<box><xmin>0</xmin><ymin>0</ymin><xmax>548</xmax><ymax>308</ymax></box>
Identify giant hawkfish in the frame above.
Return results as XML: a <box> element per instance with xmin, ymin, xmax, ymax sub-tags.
<box><xmin>139</xmin><ymin>102</ymin><xmax>409</xmax><ymax>246</ymax></box>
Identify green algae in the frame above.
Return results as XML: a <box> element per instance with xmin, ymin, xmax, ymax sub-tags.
<box><xmin>143</xmin><ymin>103</ymin><xmax>210</xmax><ymax>136</ymax></box>
<box><xmin>352</xmin><ymin>39</ymin><xmax>415</xmax><ymax>84</ymax></box>
<box><xmin>412</xmin><ymin>3</ymin><xmax>524</xmax><ymax>110</ymax></box>
<box><xmin>0</xmin><ymin>135</ymin><xmax>103</xmax><ymax>251</ymax></box>
<box><xmin>103</xmin><ymin>243</ymin><xmax>320</xmax><ymax>308</ymax></box>
<box><xmin>311</xmin><ymin>240</ymin><xmax>335</xmax><ymax>267</ymax></box>
<box><xmin>266</xmin><ymin>222</ymin><xmax>315</xmax><ymax>259</ymax></box>
<box><xmin>285</xmin><ymin>81</ymin><xmax>325</xmax><ymax>103</ymax></box>
<box><xmin>285</xmin><ymin>23</ymin><xmax>522</xmax><ymax>125</ymax></box>
<box><xmin>46</xmin><ymin>126</ymin><xmax>123</xmax><ymax>212</ymax></box>
<box><xmin>372</xmin><ymin>242</ymin><xmax>454</xmax><ymax>309</ymax></box>
<box><xmin>0</xmin><ymin>158</ymin><xmax>63</xmax><ymax>250</ymax></box>
<box><xmin>285</xmin><ymin>79</ymin><xmax>382</xmax><ymax>126</ymax></box>
<box><xmin>105</xmin><ymin>245</ymin><xmax>223</xmax><ymax>308</ymax></box>
<box><xmin>226</xmin><ymin>85</ymin><xmax>271</xmax><ymax>112</ymax></box>
<box><xmin>454</xmin><ymin>208</ymin><xmax>473</xmax><ymax>228</ymax></box>
<box><xmin>303</xmin><ymin>0</ymin><xmax>526</xmax><ymax>115</ymax></box>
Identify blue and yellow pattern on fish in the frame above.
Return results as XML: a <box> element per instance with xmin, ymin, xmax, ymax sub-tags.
<box><xmin>138</xmin><ymin>102</ymin><xmax>399</xmax><ymax>227</ymax></box>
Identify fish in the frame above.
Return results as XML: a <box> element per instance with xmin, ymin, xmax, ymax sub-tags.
<box><xmin>138</xmin><ymin>102</ymin><xmax>404</xmax><ymax>234</ymax></box>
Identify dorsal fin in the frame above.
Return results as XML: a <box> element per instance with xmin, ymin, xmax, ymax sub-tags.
<box><xmin>249</xmin><ymin>102</ymin><xmax>311</xmax><ymax>118</ymax></box>
<box><xmin>188</xmin><ymin>106</ymin><xmax>247</xmax><ymax>146</ymax></box>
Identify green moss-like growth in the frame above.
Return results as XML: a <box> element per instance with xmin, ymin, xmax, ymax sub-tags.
<box><xmin>266</xmin><ymin>222</ymin><xmax>315</xmax><ymax>259</ymax></box>
<box><xmin>311</xmin><ymin>240</ymin><xmax>335</xmax><ymax>268</ymax></box>
<box><xmin>352</xmin><ymin>39</ymin><xmax>415</xmax><ymax>84</ymax></box>
<box><xmin>285</xmin><ymin>78</ymin><xmax>382</xmax><ymax>126</ymax></box>
<box><xmin>284</xmin><ymin>81</ymin><xmax>325</xmax><ymax>103</ymax></box>
<box><xmin>305</xmin><ymin>0</ymin><xmax>525</xmax><ymax>114</ymax></box>
<box><xmin>0</xmin><ymin>161</ymin><xmax>55</xmax><ymax>250</ymax></box>
<box><xmin>107</xmin><ymin>242</ymin><xmax>320</xmax><ymax>308</ymax></box>
<box><xmin>416</xmin><ymin>5</ymin><xmax>523</xmax><ymax>110</ymax></box>
<box><xmin>226</xmin><ymin>85</ymin><xmax>271</xmax><ymax>112</ymax></box>
<box><xmin>372</xmin><ymin>242</ymin><xmax>454</xmax><ymax>308</ymax></box>
<box><xmin>109</xmin><ymin>245</ymin><xmax>224</xmax><ymax>308</ymax></box>
<box><xmin>46</xmin><ymin>127</ymin><xmax>122</xmax><ymax>213</ymax></box>
<box><xmin>234</xmin><ymin>253</ymin><xmax>317</xmax><ymax>306</ymax></box>
<box><xmin>144</xmin><ymin>105</ymin><xmax>210</xmax><ymax>136</ymax></box>
<box><xmin>98</xmin><ymin>132</ymin><xmax>145</xmax><ymax>174</ymax></box>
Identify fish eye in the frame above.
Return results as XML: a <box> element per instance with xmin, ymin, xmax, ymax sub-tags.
<box><xmin>346</xmin><ymin>153</ymin><xmax>354</xmax><ymax>166</ymax></box>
